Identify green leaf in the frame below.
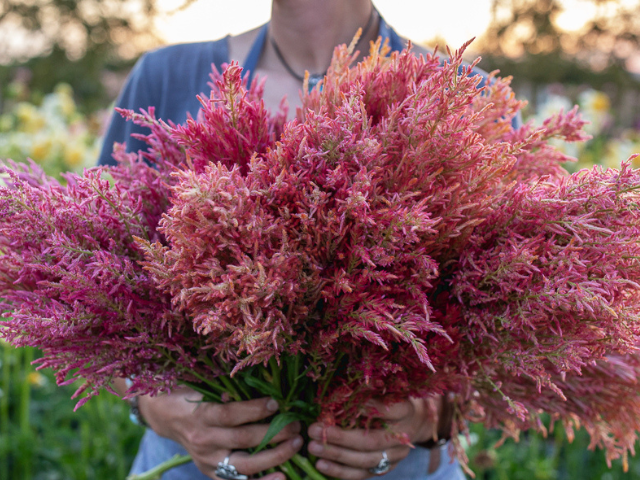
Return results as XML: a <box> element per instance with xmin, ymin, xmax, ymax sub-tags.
<box><xmin>254</xmin><ymin>412</ymin><xmax>305</xmax><ymax>453</ymax></box>
<box><xmin>288</xmin><ymin>400</ymin><xmax>319</xmax><ymax>418</ymax></box>
<box><xmin>242</xmin><ymin>375</ymin><xmax>282</xmax><ymax>399</ymax></box>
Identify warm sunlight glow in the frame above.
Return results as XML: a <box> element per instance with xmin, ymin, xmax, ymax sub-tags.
<box><xmin>155</xmin><ymin>0</ymin><xmax>494</xmax><ymax>51</ymax></box>
<box><xmin>555</xmin><ymin>0</ymin><xmax>597</xmax><ymax>32</ymax></box>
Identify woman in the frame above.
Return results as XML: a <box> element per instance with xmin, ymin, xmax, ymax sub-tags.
<box><xmin>103</xmin><ymin>1</ymin><xmax>470</xmax><ymax>479</ymax></box>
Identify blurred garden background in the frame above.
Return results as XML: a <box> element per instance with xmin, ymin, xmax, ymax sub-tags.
<box><xmin>1</xmin><ymin>0</ymin><xmax>640</xmax><ymax>478</ymax></box>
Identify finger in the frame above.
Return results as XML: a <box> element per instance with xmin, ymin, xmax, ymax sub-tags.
<box><xmin>224</xmin><ymin>421</ymin><xmax>302</xmax><ymax>450</ymax></box>
<box><xmin>315</xmin><ymin>458</ymin><xmax>399</xmax><ymax>480</ymax></box>
<box><xmin>308</xmin><ymin>423</ymin><xmax>405</xmax><ymax>451</ymax></box>
<box><xmin>308</xmin><ymin>440</ymin><xmax>409</xmax><ymax>470</ymax></box>
<box><xmin>368</xmin><ymin>399</ymin><xmax>414</xmax><ymax>422</ymax></box>
<box><xmin>177</xmin><ymin>385</ymin><xmax>204</xmax><ymax>403</ymax></box>
<box><xmin>225</xmin><ymin>436</ymin><xmax>304</xmax><ymax>476</ymax></box>
<box><xmin>198</xmin><ymin>397</ymin><xmax>280</xmax><ymax>427</ymax></box>
<box><xmin>187</xmin><ymin>422</ymin><xmax>301</xmax><ymax>452</ymax></box>
<box><xmin>204</xmin><ymin>454</ymin><xmax>288</xmax><ymax>480</ymax></box>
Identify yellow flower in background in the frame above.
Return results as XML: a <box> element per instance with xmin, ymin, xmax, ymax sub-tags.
<box><xmin>26</xmin><ymin>371</ymin><xmax>47</xmax><ymax>387</ymax></box>
<box><xmin>53</xmin><ymin>83</ymin><xmax>77</xmax><ymax>119</ymax></box>
<box><xmin>30</xmin><ymin>139</ymin><xmax>53</xmax><ymax>162</ymax></box>
<box><xmin>54</xmin><ymin>83</ymin><xmax>73</xmax><ymax>97</ymax></box>
<box><xmin>581</xmin><ymin>90</ymin><xmax>610</xmax><ymax>113</ymax></box>
<box><xmin>15</xmin><ymin>102</ymin><xmax>46</xmax><ymax>133</ymax></box>
<box><xmin>603</xmin><ymin>134</ymin><xmax>640</xmax><ymax>169</ymax></box>
<box><xmin>63</xmin><ymin>144</ymin><xmax>85</xmax><ymax>168</ymax></box>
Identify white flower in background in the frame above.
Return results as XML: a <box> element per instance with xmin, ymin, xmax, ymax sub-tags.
<box><xmin>533</xmin><ymin>92</ymin><xmax>581</xmax><ymax>160</ymax></box>
<box><xmin>534</xmin><ymin>93</ymin><xmax>574</xmax><ymax>128</ymax></box>
<box><xmin>578</xmin><ymin>89</ymin><xmax>611</xmax><ymax>136</ymax></box>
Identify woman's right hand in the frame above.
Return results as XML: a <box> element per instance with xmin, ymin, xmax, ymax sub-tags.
<box><xmin>138</xmin><ymin>386</ymin><xmax>303</xmax><ymax>480</ymax></box>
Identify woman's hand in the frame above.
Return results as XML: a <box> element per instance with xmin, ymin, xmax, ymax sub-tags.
<box><xmin>307</xmin><ymin>397</ymin><xmax>440</xmax><ymax>480</ymax></box>
<box><xmin>138</xmin><ymin>386</ymin><xmax>303</xmax><ymax>480</ymax></box>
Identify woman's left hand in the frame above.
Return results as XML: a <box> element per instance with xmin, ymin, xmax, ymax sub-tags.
<box><xmin>307</xmin><ymin>397</ymin><xmax>439</xmax><ymax>480</ymax></box>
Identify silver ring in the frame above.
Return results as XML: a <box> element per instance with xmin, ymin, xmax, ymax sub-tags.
<box><xmin>368</xmin><ymin>450</ymin><xmax>390</xmax><ymax>475</ymax></box>
<box><xmin>214</xmin><ymin>455</ymin><xmax>248</xmax><ymax>480</ymax></box>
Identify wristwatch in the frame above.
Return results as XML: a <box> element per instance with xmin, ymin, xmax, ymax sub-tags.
<box><xmin>417</xmin><ymin>394</ymin><xmax>454</xmax><ymax>449</ymax></box>
<box><xmin>125</xmin><ymin>378</ymin><xmax>149</xmax><ymax>428</ymax></box>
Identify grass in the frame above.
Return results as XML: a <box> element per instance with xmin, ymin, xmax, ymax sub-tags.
<box><xmin>0</xmin><ymin>343</ymin><xmax>143</xmax><ymax>480</ymax></box>
<box><xmin>466</xmin><ymin>417</ymin><xmax>637</xmax><ymax>480</ymax></box>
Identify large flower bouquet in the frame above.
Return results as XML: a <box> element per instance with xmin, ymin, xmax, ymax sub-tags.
<box><xmin>2</xmin><ymin>37</ymin><xmax>640</xmax><ymax>479</ymax></box>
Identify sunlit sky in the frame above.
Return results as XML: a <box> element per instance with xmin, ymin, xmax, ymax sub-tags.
<box><xmin>154</xmin><ymin>0</ymin><xmax>600</xmax><ymax>52</ymax></box>
<box><xmin>153</xmin><ymin>0</ymin><xmax>596</xmax><ymax>51</ymax></box>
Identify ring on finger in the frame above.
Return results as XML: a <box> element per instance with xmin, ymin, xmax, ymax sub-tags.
<box><xmin>214</xmin><ymin>454</ymin><xmax>248</xmax><ymax>480</ymax></box>
<box><xmin>368</xmin><ymin>450</ymin><xmax>390</xmax><ymax>475</ymax></box>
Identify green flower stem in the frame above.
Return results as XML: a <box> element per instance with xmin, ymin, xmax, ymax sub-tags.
<box><xmin>19</xmin><ymin>347</ymin><xmax>33</xmax><ymax>479</ymax></box>
<box><xmin>269</xmin><ymin>357</ymin><xmax>282</xmax><ymax>395</ymax></box>
<box><xmin>291</xmin><ymin>453</ymin><xmax>330</xmax><ymax>480</ymax></box>
<box><xmin>281</xmin><ymin>459</ymin><xmax>303</xmax><ymax>480</ymax></box>
<box><xmin>126</xmin><ymin>454</ymin><xmax>193</xmax><ymax>480</ymax></box>
<box><xmin>186</xmin><ymin>370</ymin><xmax>228</xmax><ymax>396</ymax></box>
<box><xmin>127</xmin><ymin>453</ymin><xmax>327</xmax><ymax>480</ymax></box>
<box><xmin>182</xmin><ymin>380</ymin><xmax>222</xmax><ymax>403</ymax></box>
<box><xmin>219</xmin><ymin>375</ymin><xmax>242</xmax><ymax>402</ymax></box>
<box><xmin>230</xmin><ymin>374</ymin><xmax>252</xmax><ymax>400</ymax></box>
<box><xmin>319</xmin><ymin>352</ymin><xmax>345</xmax><ymax>400</ymax></box>
<box><xmin>1</xmin><ymin>343</ymin><xmax>10</xmax><ymax>480</ymax></box>
<box><xmin>19</xmin><ymin>348</ymin><xmax>32</xmax><ymax>432</ymax></box>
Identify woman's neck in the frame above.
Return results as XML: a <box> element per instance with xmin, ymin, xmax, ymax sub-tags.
<box><xmin>270</xmin><ymin>0</ymin><xmax>376</xmax><ymax>75</ymax></box>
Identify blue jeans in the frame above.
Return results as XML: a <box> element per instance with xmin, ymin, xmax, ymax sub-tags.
<box><xmin>130</xmin><ymin>429</ymin><xmax>467</xmax><ymax>479</ymax></box>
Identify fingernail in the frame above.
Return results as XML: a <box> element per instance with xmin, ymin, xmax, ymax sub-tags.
<box><xmin>308</xmin><ymin>441</ymin><xmax>323</xmax><ymax>454</ymax></box>
<box><xmin>292</xmin><ymin>436</ymin><xmax>303</xmax><ymax>449</ymax></box>
<box><xmin>267</xmin><ymin>399</ymin><xmax>279</xmax><ymax>412</ymax></box>
<box><xmin>316</xmin><ymin>460</ymin><xmax>329</xmax><ymax>472</ymax></box>
<box><xmin>308</xmin><ymin>425</ymin><xmax>322</xmax><ymax>439</ymax></box>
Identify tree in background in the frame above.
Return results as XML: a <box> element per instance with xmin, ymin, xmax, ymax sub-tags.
<box><xmin>0</xmin><ymin>0</ymin><xmax>171</xmax><ymax>111</ymax></box>
<box><xmin>482</xmin><ymin>0</ymin><xmax>640</xmax><ymax>62</ymax></box>
<box><xmin>476</xmin><ymin>0</ymin><xmax>640</xmax><ymax>120</ymax></box>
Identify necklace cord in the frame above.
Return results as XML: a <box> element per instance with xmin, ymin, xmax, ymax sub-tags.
<box><xmin>270</xmin><ymin>6</ymin><xmax>378</xmax><ymax>83</ymax></box>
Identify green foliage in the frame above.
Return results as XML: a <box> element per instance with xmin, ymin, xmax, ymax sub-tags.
<box><xmin>479</xmin><ymin>52</ymin><xmax>640</xmax><ymax>94</ymax></box>
<box><xmin>0</xmin><ymin>342</ymin><xmax>143</xmax><ymax>480</ymax></box>
<box><xmin>467</xmin><ymin>421</ymin><xmax>640</xmax><ymax>480</ymax></box>
<box><xmin>0</xmin><ymin>47</ymin><xmax>135</xmax><ymax>113</ymax></box>
<box><xmin>0</xmin><ymin>0</ymin><xmax>160</xmax><ymax>62</ymax></box>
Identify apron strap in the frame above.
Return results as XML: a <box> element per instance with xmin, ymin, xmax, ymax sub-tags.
<box><xmin>243</xmin><ymin>23</ymin><xmax>269</xmax><ymax>83</ymax></box>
